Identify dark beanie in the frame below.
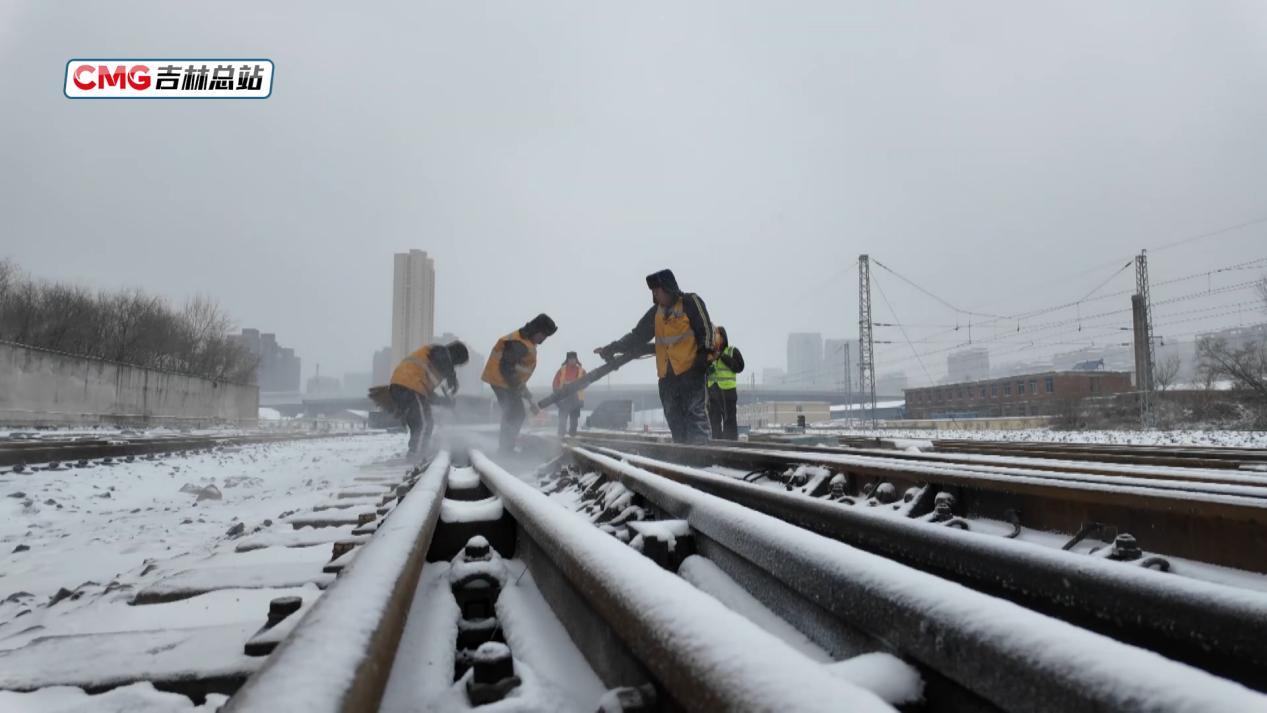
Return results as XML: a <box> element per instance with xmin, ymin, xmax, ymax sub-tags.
<box><xmin>523</xmin><ymin>313</ymin><xmax>558</xmax><ymax>337</ymax></box>
<box><xmin>645</xmin><ymin>269</ymin><xmax>681</xmax><ymax>295</ymax></box>
<box><xmin>566</xmin><ymin>351</ymin><xmax>577</xmax><ymax>360</ymax></box>
<box><xmin>446</xmin><ymin>341</ymin><xmax>469</xmax><ymax>365</ymax></box>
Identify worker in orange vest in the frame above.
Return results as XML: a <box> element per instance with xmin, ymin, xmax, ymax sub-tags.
<box><xmin>596</xmin><ymin>269</ymin><xmax>714</xmax><ymax>443</ymax></box>
<box><xmin>388</xmin><ymin>341</ymin><xmax>469</xmax><ymax>457</ymax></box>
<box><xmin>552</xmin><ymin>351</ymin><xmax>587</xmax><ymax>438</ymax></box>
<box><xmin>481</xmin><ymin>314</ymin><xmax>558</xmax><ymax>453</ymax></box>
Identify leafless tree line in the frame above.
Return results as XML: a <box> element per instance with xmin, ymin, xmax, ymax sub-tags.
<box><xmin>1194</xmin><ymin>276</ymin><xmax>1267</xmax><ymax>403</ymax></box>
<box><xmin>0</xmin><ymin>259</ymin><xmax>257</xmax><ymax>383</ymax></box>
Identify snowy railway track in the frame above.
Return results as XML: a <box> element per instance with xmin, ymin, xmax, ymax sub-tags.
<box><xmin>569</xmin><ymin>434</ymin><xmax>1267</xmax><ymax>574</ymax></box>
<box><xmin>220</xmin><ymin>447</ymin><xmax>1266</xmax><ymax>712</ymax></box>
<box><xmin>13</xmin><ymin>440</ymin><xmax>1263</xmax><ymax>711</ymax></box>
<box><xmin>929</xmin><ymin>438</ymin><xmax>1267</xmax><ymax>470</ymax></box>
<box><xmin>0</xmin><ymin>432</ymin><xmax>364</xmax><ymax>469</ymax></box>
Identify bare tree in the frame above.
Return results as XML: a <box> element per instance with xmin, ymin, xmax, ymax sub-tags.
<box><xmin>1198</xmin><ymin>336</ymin><xmax>1267</xmax><ymax>403</ymax></box>
<box><xmin>0</xmin><ymin>261</ymin><xmax>256</xmax><ymax>382</ymax></box>
<box><xmin>1153</xmin><ymin>354</ymin><xmax>1182</xmax><ymax>393</ymax></box>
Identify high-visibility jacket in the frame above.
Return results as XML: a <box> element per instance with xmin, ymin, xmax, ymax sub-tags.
<box><xmin>481</xmin><ymin>330</ymin><xmax>537</xmax><ymax>388</ymax></box>
<box><xmin>707</xmin><ymin>346</ymin><xmax>738</xmax><ymax>390</ymax></box>
<box><xmin>390</xmin><ymin>346</ymin><xmax>442</xmax><ymax>395</ymax></box>
<box><xmin>654</xmin><ymin>296</ymin><xmax>698</xmax><ymax>378</ymax></box>
<box><xmin>552</xmin><ymin>363</ymin><xmax>587</xmax><ymax>401</ymax></box>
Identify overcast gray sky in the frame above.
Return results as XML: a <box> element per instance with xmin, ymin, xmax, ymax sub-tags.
<box><xmin>3</xmin><ymin>1</ymin><xmax>1267</xmax><ymax>389</ymax></box>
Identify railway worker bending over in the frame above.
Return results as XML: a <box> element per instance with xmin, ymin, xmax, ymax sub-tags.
<box><xmin>386</xmin><ymin>340</ymin><xmax>469</xmax><ymax>458</ymax></box>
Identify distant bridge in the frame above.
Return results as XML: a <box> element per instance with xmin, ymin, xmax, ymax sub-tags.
<box><xmin>269</xmin><ymin>384</ymin><xmax>901</xmax><ymax>418</ymax></box>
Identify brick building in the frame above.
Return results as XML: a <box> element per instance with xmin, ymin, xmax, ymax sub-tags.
<box><xmin>903</xmin><ymin>370</ymin><xmax>1133</xmax><ymax>419</ymax></box>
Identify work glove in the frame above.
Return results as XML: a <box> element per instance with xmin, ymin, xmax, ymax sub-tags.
<box><xmin>594</xmin><ymin>343</ymin><xmax>615</xmax><ymax>362</ymax></box>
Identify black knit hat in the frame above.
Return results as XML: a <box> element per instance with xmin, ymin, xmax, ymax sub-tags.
<box><xmin>446</xmin><ymin>341</ymin><xmax>469</xmax><ymax>365</ymax></box>
<box><xmin>645</xmin><ymin>269</ymin><xmax>681</xmax><ymax>295</ymax></box>
<box><xmin>523</xmin><ymin>313</ymin><xmax>558</xmax><ymax>337</ymax></box>
<box><xmin>566</xmin><ymin>351</ymin><xmax>577</xmax><ymax>360</ymax></box>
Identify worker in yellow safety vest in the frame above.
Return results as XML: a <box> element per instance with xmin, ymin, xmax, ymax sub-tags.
<box><xmin>552</xmin><ymin>351</ymin><xmax>587</xmax><ymax>438</ymax></box>
<box><xmin>706</xmin><ymin>326</ymin><xmax>745</xmax><ymax>440</ymax></box>
<box><xmin>595</xmin><ymin>269</ymin><xmax>714</xmax><ymax>443</ymax></box>
<box><xmin>481</xmin><ymin>314</ymin><xmax>558</xmax><ymax>453</ymax></box>
<box><xmin>388</xmin><ymin>341</ymin><xmax>469</xmax><ymax>456</ymax></box>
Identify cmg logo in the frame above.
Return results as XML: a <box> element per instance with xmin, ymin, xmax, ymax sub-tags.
<box><xmin>71</xmin><ymin>64</ymin><xmax>152</xmax><ymax>91</ymax></box>
<box><xmin>65</xmin><ymin>59</ymin><xmax>273</xmax><ymax>99</ymax></box>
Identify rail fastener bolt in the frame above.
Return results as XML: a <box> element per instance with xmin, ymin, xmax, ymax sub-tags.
<box><xmin>466</xmin><ymin>641</ymin><xmax>520</xmax><ymax>706</ymax></box>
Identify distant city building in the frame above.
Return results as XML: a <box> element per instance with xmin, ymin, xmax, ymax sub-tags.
<box><xmin>993</xmin><ymin>360</ymin><xmax>1053</xmax><ymax>378</ymax></box>
<box><xmin>391</xmin><ymin>249</ymin><xmax>436</xmax><ymax>366</ymax></box>
<box><xmin>761</xmin><ymin>367</ymin><xmax>786</xmax><ymax>386</ymax></box>
<box><xmin>342</xmin><ymin>371</ymin><xmax>372</xmax><ymax>397</ymax></box>
<box><xmin>876</xmin><ymin>371</ymin><xmax>908</xmax><ymax>397</ymax></box>
<box><xmin>786</xmin><ymin>332</ymin><xmax>823</xmax><ymax>386</ymax></box>
<box><xmin>904</xmin><ymin>370</ymin><xmax>1133</xmax><ymax>419</ymax></box>
<box><xmin>822</xmin><ymin>338</ymin><xmax>853</xmax><ymax>390</ymax></box>
<box><xmin>372</xmin><ymin>346</ymin><xmax>393</xmax><ymax>386</ymax></box>
<box><xmin>1196</xmin><ymin>323</ymin><xmax>1267</xmax><ymax>351</ymax></box>
<box><xmin>232</xmin><ymin>328</ymin><xmax>301</xmax><ymax>393</ymax></box>
<box><xmin>946</xmin><ymin>347</ymin><xmax>990</xmax><ymax>383</ymax></box>
<box><xmin>305</xmin><ymin>372</ymin><xmax>341</xmax><ymax>398</ymax></box>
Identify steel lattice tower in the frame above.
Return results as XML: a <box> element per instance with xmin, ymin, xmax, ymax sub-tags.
<box><xmin>858</xmin><ymin>255</ymin><xmax>877</xmax><ymax>427</ymax></box>
<box><xmin>1134</xmin><ymin>249</ymin><xmax>1156</xmax><ymax>426</ymax></box>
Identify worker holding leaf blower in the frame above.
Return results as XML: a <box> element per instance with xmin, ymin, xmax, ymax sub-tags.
<box><xmin>382</xmin><ymin>340</ymin><xmax>469</xmax><ymax>458</ymax></box>
<box><xmin>596</xmin><ymin>269</ymin><xmax>714</xmax><ymax>444</ymax></box>
<box><xmin>482</xmin><ymin>313</ymin><xmax>558</xmax><ymax>454</ymax></box>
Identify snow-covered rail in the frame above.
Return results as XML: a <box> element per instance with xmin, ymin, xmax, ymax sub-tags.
<box><xmin>0</xmin><ymin>432</ymin><xmax>365</xmax><ymax>469</ymax></box>
<box><xmin>564</xmin><ymin>446</ymin><xmax>1267</xmax><ymax>711</ymax></box>
<box><xmin>569</xmin><ymin>434</ymin><xmax>1267</xmax><ymax>573</ymax></box>
<box><xmin>931</xmin><ymin>437</ymin><xmax>1267</xmax><ymax>470</ymax></box>
<box><xmin>567</xmin><ymin>442</ymin><xmax>1267</xmax><ymax>690</ymax></box>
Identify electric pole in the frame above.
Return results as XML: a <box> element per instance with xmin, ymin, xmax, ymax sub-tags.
<box><xmin>858</xmin><ymin>255</ymin><xmax>877</xmax><ymax>428</ymax></box>
<box><xmin>1133</xmin><ymin>249</ymin><xmax>1155</xmax><ymax>426</ymax></box>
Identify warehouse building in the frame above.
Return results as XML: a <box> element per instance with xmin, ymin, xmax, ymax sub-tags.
<box><xmin>738</xmin><ymin>401</ymin><xmax>831</xmax><ymax>429</ymax></box>
<box><xmin>903</xmin><ymin>370</ymin><xmax>1133</xmax><ymax>419</ymax></box>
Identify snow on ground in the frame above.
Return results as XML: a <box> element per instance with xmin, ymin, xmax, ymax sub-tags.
<box><xmin>0</xmin><ymin>432</ymin><xmax>408</xmax><ymax>709</ymax></box>
<box><xmin>825</xmin><ymin>427</ymin><xmax>1267</xmax><ymax>449</ymax></box>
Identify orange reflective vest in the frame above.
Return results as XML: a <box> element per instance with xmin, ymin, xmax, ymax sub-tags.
<box><xmin>552</xmin><ymin>363</ymin><xmax>587</xmax><ymax>401</ymax></box>
<box><xmin>481</xmin><ymin>330</ymin><xmax>537</xmax><ymax>388</ymax></box>
<box><xmin>654</xmin><ymin>297</ymin><xmax>698</xmax><ymax>378</ymax></box>
<box><xmin>390</xmin><ymin>346</ymin><xmax>442</xmax><ymax>395</ymax></box>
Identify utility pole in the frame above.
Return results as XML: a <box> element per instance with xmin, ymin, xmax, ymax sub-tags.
<box><xmin>1133</xmin><ymin>249</ymin><xmax>1155</xmax><ymax>426</ymax></box>
<box><xmin>843</xmin><ymin>343</ymin><xmax>854</xmax><ymax>427</ymax></box>
<box><xmin>858</xmin><ymin>255</ymin><xmax>877</xmax><ymax>428</ymax></box>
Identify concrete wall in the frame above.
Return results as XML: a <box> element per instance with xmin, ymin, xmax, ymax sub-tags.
<box><xmin>0</xmin><ymin>341</ymin><xmax>258</xmax><ymax>427</ymax></box>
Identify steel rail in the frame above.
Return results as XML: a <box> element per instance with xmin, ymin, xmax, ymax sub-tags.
<box><xmin>224</xmin><ymin>453</ymin><xmax>450</xmax><ymax>713</ymax></box>
<box><xmin>570</xmin><ymin>433</ymin><xmax>1267</xmax><ymax>489</ymax></box>
<box><xmin>569</xmin><ymin>446</ymin><xmax>1267</xmax><ymax>711</ymax></box>
<box><xmin>571</xmin><ymin>436</ymin><xmax>1267</xmax><ymax>522</ymax></box>
<box><xmin>571</xmin><ymin>445</ymin><xmax>1267</xmax><ymax>692</ymax></box>
<box><xmin>0</xmin><ymin>432</ymin><xmax>360</xmax><ymax>467</ymax></box>
<box><xmin>470</xmin><ymin>450</ymin><xmax>895</xmax><ymax>713</ymax></box>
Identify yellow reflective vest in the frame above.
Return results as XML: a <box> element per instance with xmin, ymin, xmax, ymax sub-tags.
<box><xmin>391</xmin><ymin>346</ymin><xmax>442</xmax><ymax>395</ymax></box>
<box><xmin>481</xmin><ymin>330</ymin><xmax>537</xmax><ymax>388</ymax></box>
<box><xmin>654</xmin><ymin>297</ymin><xmax>698</xmax><ymax>378</ymax></box>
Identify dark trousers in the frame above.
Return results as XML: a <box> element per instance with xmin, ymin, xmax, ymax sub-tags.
<box><xmin>389</xmin><ymin>384</ymin><xmax>432</xmax><ymax>454</ymax></box>
<box><xmin>492</xmin><ymin>386</ymin><xmax>526</xmax><ymax>453</ymax></box>
<box><xmin>707</xmin><ymin>385</ymin><xmax>738</xmax><ymax>440</ymax></box>
<box><xmin>659</xmin><ymin>368</ymin><xmax>710</xmax><ymax>444</ymax></box>
<box><xmin>557</xmin><ymin>400</ymin><xmax>582</xmax><ymax>437</ymax></box>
